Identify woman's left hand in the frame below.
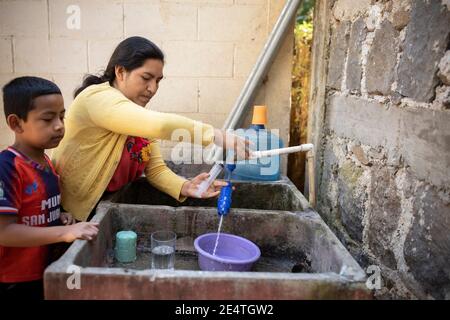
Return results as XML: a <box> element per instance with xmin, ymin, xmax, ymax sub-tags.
<box><xmin>181</xmin><ymin>173</ymin><xmax>229</xmax><ymax>199</ymax></box>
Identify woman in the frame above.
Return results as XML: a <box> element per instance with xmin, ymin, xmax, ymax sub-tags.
<box><xmin>52</xmin><ymin>36</ymin><xmax>249</xmax><ymax>222</ymax></box>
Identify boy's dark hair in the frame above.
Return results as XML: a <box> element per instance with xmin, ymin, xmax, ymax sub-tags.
<box><xmin>2</xmin><ymin>76</ymin><xmax>62</xmax><ymax>121</ymax></box>
<box><xmin>74</xmin><ymin>36</ymin><xmax>164</xmax><ymax>98</ymax></box>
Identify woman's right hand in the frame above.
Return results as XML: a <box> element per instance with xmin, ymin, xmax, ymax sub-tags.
<box><xmin>213</xmin><ymin>128</ymin><xmax>252</xmax><ymax>160</ymax></box>
<box><xmin>62</xmin><ymin>222</ymin><xmax>99</xmax><ymax>243</ymax></box>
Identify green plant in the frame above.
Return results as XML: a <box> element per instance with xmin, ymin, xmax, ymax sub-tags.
<box><xmin>294</xmin><ymin>21</ymin><xmax>313</xmax><ymax>42</ymax></box>
<box><xmin>296</xmin><ymin>0</ymin><xmax>315</xmax><ymax>24</ymax></box>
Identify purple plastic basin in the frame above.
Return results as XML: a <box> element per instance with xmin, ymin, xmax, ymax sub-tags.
<box><xmin>194</xmin><ymin>233</ymin><xmax>261</xmax><ymax>271</ymax></box>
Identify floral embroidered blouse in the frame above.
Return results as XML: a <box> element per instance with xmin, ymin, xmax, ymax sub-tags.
<box><xmin>106</xmin><ymin>136</ymin><xmax>153</xmax><ymax>192</ymax></box>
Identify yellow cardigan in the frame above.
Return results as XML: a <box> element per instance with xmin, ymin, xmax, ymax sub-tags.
<box><xmin>51</xmin><ymin>82</ymin><xmax>215</xmax><ymax>221</ymax></box>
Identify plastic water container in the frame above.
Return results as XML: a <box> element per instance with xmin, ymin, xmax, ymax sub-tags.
<box><xmin>231</xmin><ymin>106</ymin><xmax>284</xmax><ymax>181</ymax></box>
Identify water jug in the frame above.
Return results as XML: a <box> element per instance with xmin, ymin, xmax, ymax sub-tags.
<box><xmin>231</xmin><ymin>105</ymin><xmax>283</xmax><ymax>181</ymax></box>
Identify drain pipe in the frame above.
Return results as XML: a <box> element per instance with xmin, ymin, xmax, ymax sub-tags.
<box><xmin>197</xmin><ymin>0</ymin><xmax>307</xmax><ymax>200</ymax></box>
<box><xmin>306</xmin><ymin>149</ymin><xmax>316</xmax><ymax>208</ymax></box>
<box><xmin>208</xmin><ymin>0</ymin><xmax>304</xmax><ymax>163</ymax></box>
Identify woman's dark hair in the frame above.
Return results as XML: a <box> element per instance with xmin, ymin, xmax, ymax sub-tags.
<box><xmin>3</xmin><ymin>76</ymin><xmax>61</xmax><ymax>121</ymax></box>
<box><xmin>74</xmin><ymin>36</ymin><xmax>164</xmax><ymax>98</ymax></box>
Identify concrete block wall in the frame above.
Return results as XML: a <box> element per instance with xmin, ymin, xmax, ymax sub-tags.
<box><xmin>0</xmin><ymin>0</ymin><xmax>293</xmax><ymax>169</ymax></box>
<box><xmin>310</xmin><ymin>0</ymin><xmax>450</xmax><ymax>299</ymax></box>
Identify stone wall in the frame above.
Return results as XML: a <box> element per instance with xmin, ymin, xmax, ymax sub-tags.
<box><xmin>309</xmin><ymin>0</ymin><xmax>450</xmax><ymax>299</ymax></box>
<box><xmin>0</xmin><ymin>0</ymin><xmax>293</xmax><ymax>171</ymax></box>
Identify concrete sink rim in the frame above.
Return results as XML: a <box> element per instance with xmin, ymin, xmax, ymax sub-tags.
<box><xmin>45</xmin><ymin>202</ymin><xmax>368</xmax><ymax>283</ymax></box>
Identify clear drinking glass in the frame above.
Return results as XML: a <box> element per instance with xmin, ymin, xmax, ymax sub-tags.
<box><xmin>151</xmin><ymin>230</ymin><xmax>176</xmax><ymax>270</ymax></box>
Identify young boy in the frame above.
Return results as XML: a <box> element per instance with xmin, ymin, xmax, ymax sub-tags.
<box><xmin>0</xmin><ymin>76</ymin><xmax>99</xmax><ymax>299</ymax></box>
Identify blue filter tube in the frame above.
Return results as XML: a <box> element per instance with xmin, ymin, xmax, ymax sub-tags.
<box><xmin>217</xmin><ymin>182</ymin><xmax>233</xmax><ymax>216</ymax></box>
<box><xmin>217</xmin><ymin>164</ymin><xmax>235</xmax><ymax>216</ymax></box>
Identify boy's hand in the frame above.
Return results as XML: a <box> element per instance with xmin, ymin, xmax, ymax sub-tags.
<box><xmin>62</xmin><ymin>222</ymin><xmax>99</xmax><ymax>243</ymax></box>
<box><xmin>60</xmin><ymin>212</ymin><xmax>75</xmax><ymax>225</ymax></box>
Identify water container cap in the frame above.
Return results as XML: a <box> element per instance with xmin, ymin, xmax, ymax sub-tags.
<box><xmin>251</xmin><ymin>105</ymin><xmax>267</xmax><ymax>126</ymax></box>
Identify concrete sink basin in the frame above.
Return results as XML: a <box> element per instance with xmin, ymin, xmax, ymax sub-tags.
<box><xmin>44</xmin><ymin>164</ymin><xmax>371</xmax><ymax>299</ymax></box>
